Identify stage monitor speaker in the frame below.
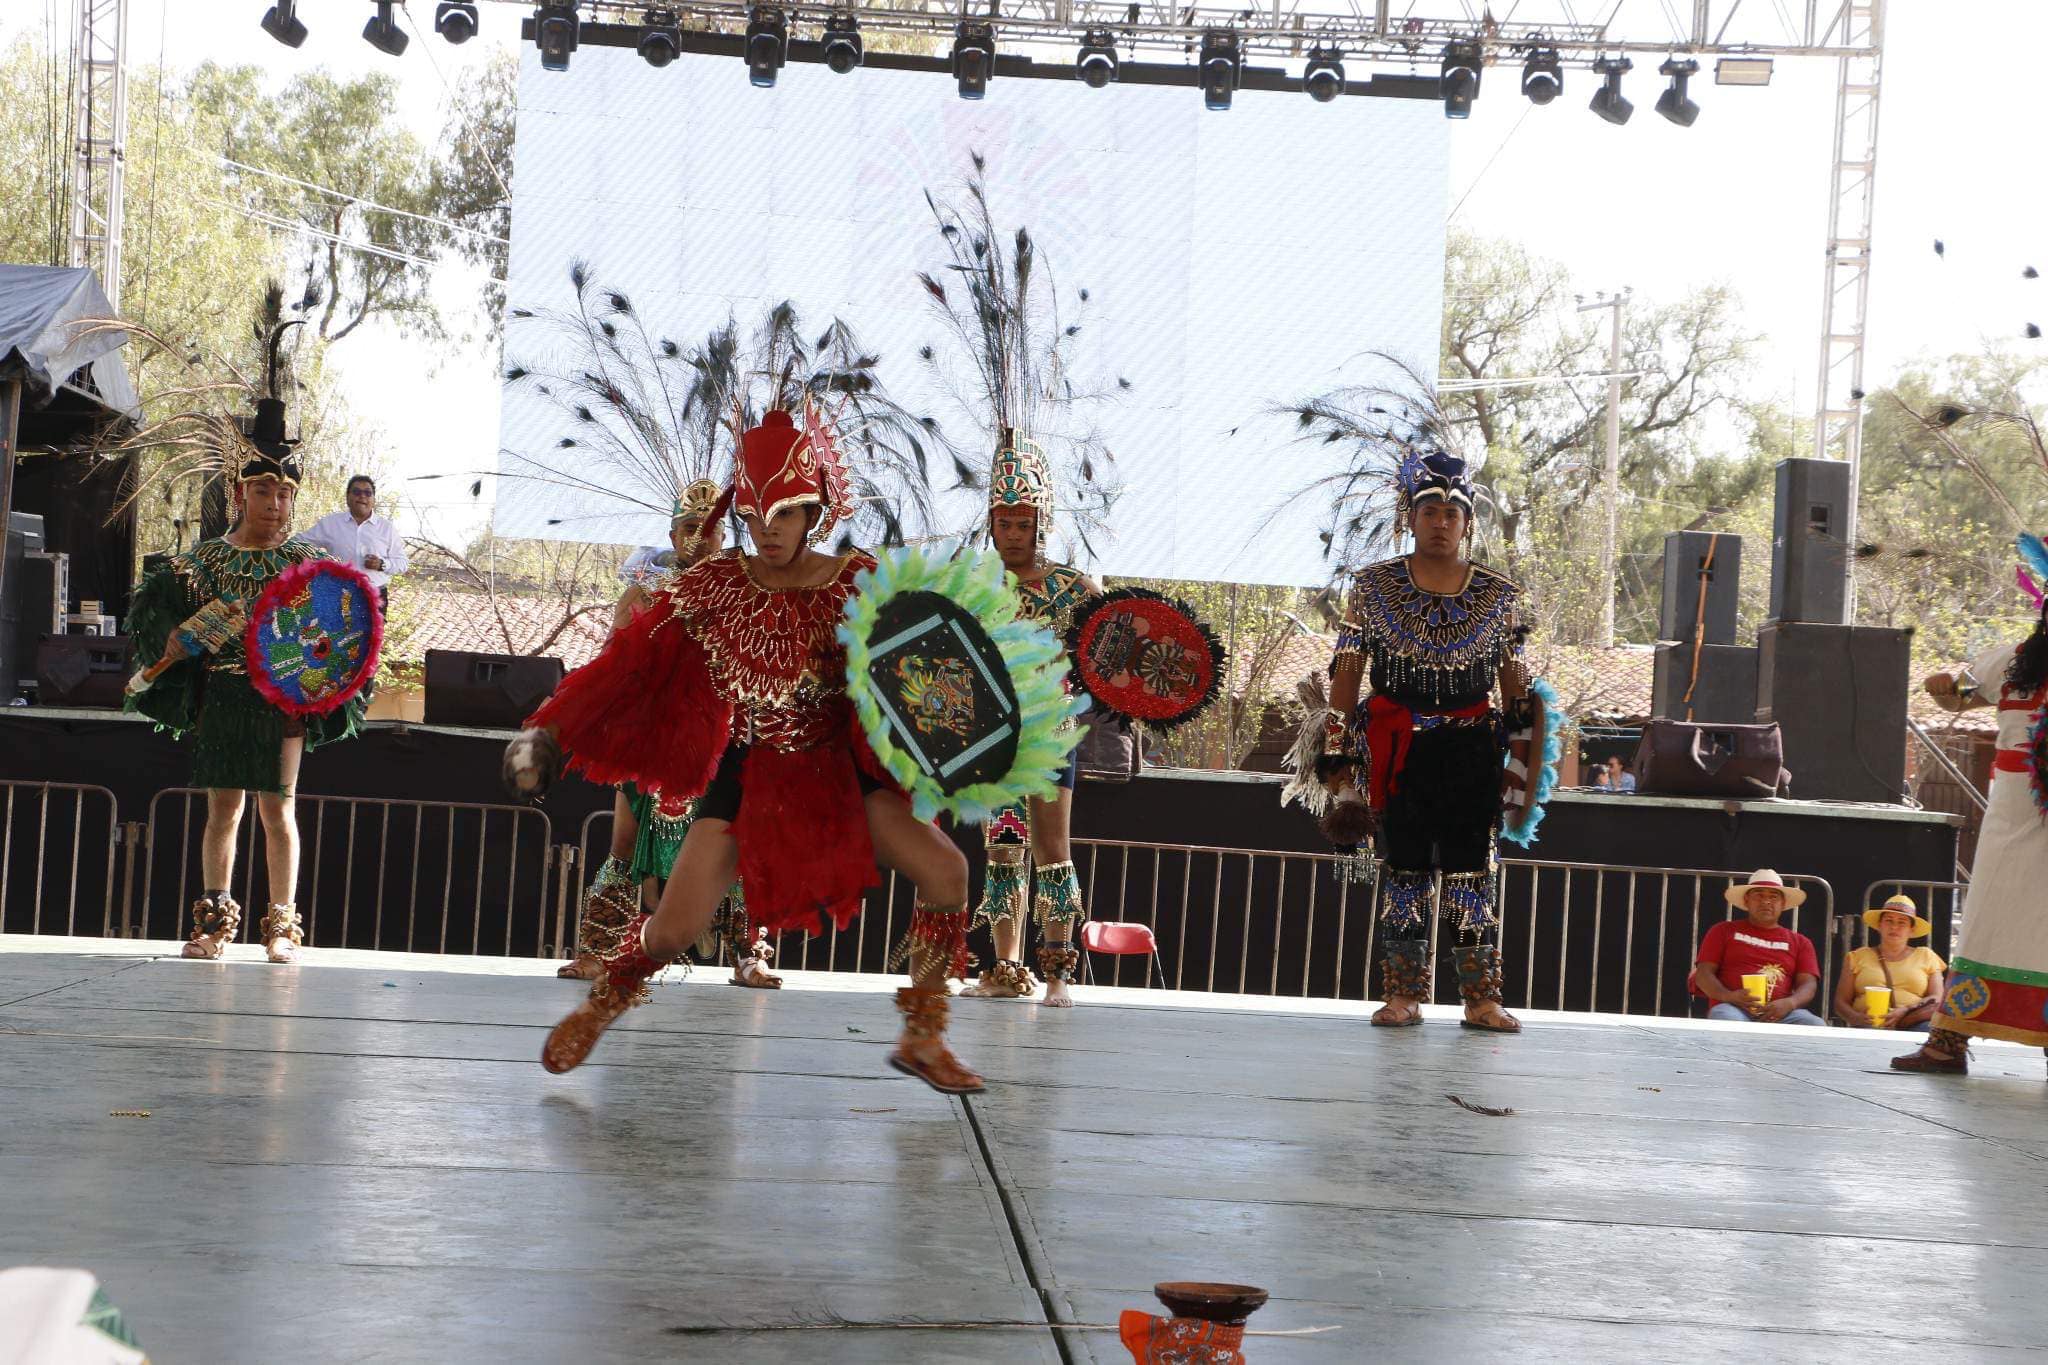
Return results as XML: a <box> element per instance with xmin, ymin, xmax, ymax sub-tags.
<box><xmin>1756</xmin><ymin>621</ymin><xmax>1909</xmax><ymax>803</ymax></box>
<box><xmin>1652</xmin><ymin>641</ymin><xmax>1758</xmax><ymax>724</ymax></box>
<box><xmin>35</xmin><ymin>634</ymin><xmax>133</xmax><ymax>708</ymax></box>
<box><xmin>1769</xmin><ymin>458</ymin><xmax>1851</xmax><ymax>624</ymax></box>
<box><xmin>6</xmin><ymin>550</ymin><xmax>67</xmax><ymax>700</ymax></box>
<box><xmin>1658</xmin><ymin>531</ymin><xmax>1742</xmax><ymax>645</ymax></box>
<box><xmin>423</xmin><ymin>649</ymin><xmax>565</xmax><ymax>730</ymax></box>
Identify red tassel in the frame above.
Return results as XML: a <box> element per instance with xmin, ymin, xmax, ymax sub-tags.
<box><xmin>528</xmin><ymin>594</ymin><xmax>731</xmax><ymax>797</ymax></box>
<box><xmin>731</xmin><ymin>743</ymin><xmax>878</xmax><ymax>935</ymax></box>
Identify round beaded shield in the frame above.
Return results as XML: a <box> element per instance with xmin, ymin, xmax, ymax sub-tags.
<box><xmin>244</xmin><ymin>559</ymin><xmax>384</xmax><ymax>717</ymax></box>
<box><xmin>1066</xmin><ymin>587</ymin><xmax>1224</xmax><ymax>730</ymax></box>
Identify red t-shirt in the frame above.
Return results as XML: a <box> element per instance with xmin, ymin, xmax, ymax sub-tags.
<box><xmin>1694</xmin><ymin>919</ymin><xmax>1820</xmax><ymax>1001</ymax></box>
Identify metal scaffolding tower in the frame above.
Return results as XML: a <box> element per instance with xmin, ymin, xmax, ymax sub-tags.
<box><xmin>1813</xmin><ymin>0</ymin><xmax>1885</xmax><ymax>551</ymax></box>
<box><xmin>68</xmin><ymin>0</ymin><xmax>130</xmax><ymax>310</ymax></box>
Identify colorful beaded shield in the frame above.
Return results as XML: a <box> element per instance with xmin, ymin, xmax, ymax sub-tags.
<box><xmin>243</xmin><ymin>559</ymin><xmax>384</xmax><ymax>717</ymax></box>
<box><xmin>1066</xmin><ymin>587</ymin><xmax>1224</xmax><ymax>729</ymax></box>
<box><xmin>840</xmin><ymin>547</ymin><xmax>1084</xmax><ymax>824</ymax></box>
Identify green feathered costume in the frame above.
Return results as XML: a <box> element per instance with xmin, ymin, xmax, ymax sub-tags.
<box><xmin>126</xmin><ymin>538</ymin><xmax>367</xmax><ymax>793</ymax></box>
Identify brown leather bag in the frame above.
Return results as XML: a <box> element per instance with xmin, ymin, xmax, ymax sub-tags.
<box><xmin>1631</xmin><ymin>719</ymin><xmax>1791</xmax><ymax>798</ymax></box>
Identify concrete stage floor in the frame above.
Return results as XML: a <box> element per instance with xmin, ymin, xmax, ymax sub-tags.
<box><xmin>3</xmin><ymin>937</ymin><xmax>2045</xmax><ymax>1363</ymax></box>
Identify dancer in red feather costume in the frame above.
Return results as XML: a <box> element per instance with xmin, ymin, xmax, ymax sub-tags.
<box><xmin>514</xmin><ymin>409</ymin><xmax>983</xmax><ymax>1093</ymax></box>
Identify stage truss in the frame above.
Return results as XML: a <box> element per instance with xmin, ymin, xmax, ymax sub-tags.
<box><xmin>482</xmin><ymin>1</ymin><xmax>1876</xmax><ymax>62</ymax></box>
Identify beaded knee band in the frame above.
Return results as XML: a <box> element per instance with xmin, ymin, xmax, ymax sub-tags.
<box><xmin>890</xmin><ymin>904</ymin><xmax>973</xmax><ymax>981</ymax></box>
<box><xmin>976</xmin><ymin>846</ymin><xmax>1030</xmax><ymax>931</ymax></box>
<box><xmin>578</xmin><ymin>856</ymin><xmax>641</xmax><ymax>958</ymax></box>
<box><xmin>1441</xmin><ymin>869</ymin><xmax>1497</xmax><ymax>936</ymax></box>
<box><xmin>1379</xmin><ymin>872</ymin><xmax>1434</xmax><ymax>935</ymax></box>
<box><xmin>1032</xmin><ymin>860</ymin><xmax>1085</xmax><ymax>929</ymax></box>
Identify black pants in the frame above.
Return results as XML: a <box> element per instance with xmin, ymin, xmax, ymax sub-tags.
<box><xmin>1374</xmin><ymin>723</ymin><xmax>1502</xmax><ymax>876</ymax></box>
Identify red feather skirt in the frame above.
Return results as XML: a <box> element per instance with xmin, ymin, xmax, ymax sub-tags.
<box><xmin>526</xmin><ymin>592</ymin><xmax>883</xmax><ymax>936</ymax></box>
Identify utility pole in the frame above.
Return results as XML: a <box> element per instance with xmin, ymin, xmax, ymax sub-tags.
<box><xmin>1577</xmin><ymin>290</ymin><xmax>1629</xmax><ymax>649</ymax></box>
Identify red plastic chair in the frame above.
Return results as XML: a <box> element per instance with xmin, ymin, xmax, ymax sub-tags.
<box><xmin>1080</xmin><ymin>920</ymin><xmax>1166</xmax><ymax>990</ymax></box>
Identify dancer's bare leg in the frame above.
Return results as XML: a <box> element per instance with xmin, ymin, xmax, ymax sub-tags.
<box><xmin>561</xmin><ymin>789</ymin><xmax>643</xmax><ymax>980</ymax></box>
<box><xmin>185</xmin><ymin>788</ymin><xmax>250</xmax><ymax>958</ymax></box>
<box><xmin>201</xmin><ymin>789</ymin><xmax>246</xmax><ymax>893</ymax></box>
<box><xmin>1030</xmin><ymin>787</ymin><xmax>1080</xmax><ymax>1008</ymax></box>
<box><xmin>867</xmin><ymin>791</ymin><xmax>982</xmax><ymax>1092</ymax></box>
<box><xmin>541</xmin><ymin>818</ymin><xmax>737</xmax><ymax>1073</ymax></box>
<box><xmin>256</xmin><ymin>735</ymin><xmax>305</xmax><ymax>962</ymax></box>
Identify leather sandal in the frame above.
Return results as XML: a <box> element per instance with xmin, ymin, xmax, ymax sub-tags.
<box><xmin>888</xmin><ymin>986</ymin><xmax>985</xmax><ymax>1094</ymax></box>
<box><xmin>1461</xmin><ymin>1002</ymin><xmax>1523</xmax><ymax>1033</ymax></box>
<box><xmin>1372</xmin><ymin>999</ymin><xmax>1424</xmax><ymax>1027</ymax></box>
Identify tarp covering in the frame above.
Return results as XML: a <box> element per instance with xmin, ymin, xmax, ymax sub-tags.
<box><xmin>0</xmin><ymin>265</ymin><xmax>140</xmax><ymax>421</ymax></box>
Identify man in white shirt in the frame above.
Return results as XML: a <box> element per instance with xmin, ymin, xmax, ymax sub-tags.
<box><xmin>302</xmin><ymin>476</ymin><xmax>407</xmax><ymax>595</ymax></box>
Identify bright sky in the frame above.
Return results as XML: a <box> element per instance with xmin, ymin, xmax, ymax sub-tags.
<box><xmin>7</xmin><ymin>1</ymin><xmax>2044</xmax><ymax>549</ymax></box>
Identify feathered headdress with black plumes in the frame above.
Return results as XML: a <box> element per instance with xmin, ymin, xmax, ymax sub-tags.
<box><xmin>1268</xmin><ymin>351</ymin><xmax>1489</xmax><ymax>578</ymax></box>
<box><xmin>90</xmin><ymin>279</ymin><xmax>321</xmax><ymax>523</ymax></box>
<box><xmin>916</xmin><ymin>152</ymin><xmax>1125</xmax><ymax>561</ymax></box>
<box><xmin>502</xmin><ymin>263</ymin><xmax>945</xmax><ymax>551</ymax></box>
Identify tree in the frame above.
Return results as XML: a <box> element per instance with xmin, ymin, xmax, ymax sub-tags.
<box><xmin>1434</xmin><ymin>229</ymin><xmax>1771</xmax><ymax>641</ymax></box>
<box><xmin>430</xmin><ymin>49</ymin><xmax>515</xmax><ymax>340</ymax></box>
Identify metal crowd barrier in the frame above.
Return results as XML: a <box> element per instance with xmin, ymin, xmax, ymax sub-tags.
<box><xmin>3</xmin><ymin>789</ymin><xmax>1865</xmax><ymax>1022</ymax></box>
<box><xmin>0</xmin><ymin>781</ymin><xmax>126</xmax><ymax>938</ymax></box>
<box><xmin>139</xmin><ymin>789</ymin><xmax>557</xmax><ymax>954</ymax></box>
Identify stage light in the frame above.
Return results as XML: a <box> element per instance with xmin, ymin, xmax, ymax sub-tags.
<box><xmin>1076</xmin><ymin>29</ymin><xmax>1118</xmax><ymax>88</ymax></box>
<box><xmin>1589</xmin><ymin>56</ymin><xmax>1633</xmax><ymax>125</ymax></box>
<box><xmin>260</xmin><ymin>1</ymin><xmax>307</xmax><ymax>48</ymax></box>
<box><xmin>637</xmin><ymin>9</ymin><xmax>680</xmax><ymax>68</ymax></box>
<box><xmin>1521</xmin><ymin>48</ymin><xmax>1562</xmax><ymax>105</ymax></box>
<box><xmin>1715</xmin><ymin>57</ymin><xmax>1773</xmax><ymax>86</ymax></box>
<box><xmin>1199</xmin><ymin>30</ymin><xmax>1241</xmax><ymax>111</ymax></box>
<box><xmin>952</xmin><ymin>23</ymin><xmax>994</xmax><ymax>100</ymax></box>
<box><xmin>434</xmin><ymin>3</ymin><xmax>478</xmax><ymax>44</ymax></box>
<box><xmin>823</xmin><ymin>14</ymin><xmax>862</xmax><ymax>75</ymax></box>
<box><xmin>1440</xmin><ymin>40</ymin><xmax>1482</xmax><ymax>119</ymax></box>
<box><xmin>1656</xmin><ymin>57</ymin><xmax>1701</xmax><ymax>126</ymax></box>
<box><xmin>1303</xmin><ymin>46</ymin><xmax>1345</xmax><ymax>103</ymax></box>
<box><xmin>745</xmin><ymin>7</ymin><xmax>787</xmax><ymax>88</ymax></box>
<box><xmin>363</xmin><ymin>1</ymin><xmax>408</xmax><ymax>57</ymax></box>
<box><xmin>535</xmin><ymin>3</ymin><xmax>578</xmax><ymax>72</ymax></box>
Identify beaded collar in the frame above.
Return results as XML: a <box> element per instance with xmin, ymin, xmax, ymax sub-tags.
<box><xmin>1349</xmin><ymin>557</ymin><xmax>1520</xmax><ymax>670</ymax></box>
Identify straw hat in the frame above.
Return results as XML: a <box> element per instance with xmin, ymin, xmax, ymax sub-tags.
<box><xmin>1862</xmin><ymin>893</ymin><xmax>1934</xmax><ymax>938</ymax></box>
<box><xmin>1723</xmin><ymin>869</ymin><xmax>1807</xmax><ymax>910</ymax></box>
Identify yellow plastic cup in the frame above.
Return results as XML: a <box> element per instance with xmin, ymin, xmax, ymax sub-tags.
<box><xmin>1742</xmin><ymin>974</ymin><xmax>1769</xmax><ymax>1005</ymax></box>
<box><xmin>1864</xmin><ymin>985</ymin><xmax>1893</xmax><ymax>1027</ymax></box>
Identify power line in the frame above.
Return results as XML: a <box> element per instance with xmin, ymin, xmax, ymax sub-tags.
<box><xmin>208</xmin><ymin>149</ymin><xmax>509</xmax><ymax>244</ymax></box>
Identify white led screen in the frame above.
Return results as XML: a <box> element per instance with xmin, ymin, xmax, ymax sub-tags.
<box><xmin>496</xmin><ymin>47</ymin><xmax>1449</xmax><ymax>587</ymax></box>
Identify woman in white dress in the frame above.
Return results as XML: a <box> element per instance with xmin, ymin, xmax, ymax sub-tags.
<box><xmin>1894</xmin><ymin>566</ymin><xmax>2048</xmax><ymax>1076</ymax></box>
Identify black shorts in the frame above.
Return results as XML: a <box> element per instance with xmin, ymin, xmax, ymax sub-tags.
<box><xmin>692</xmin><ymin>741</ymin><xmax>884</xmax><ymax>823</ymax></box>
<box><xmin>1055</xmin><ymin>753</ymin><xmax>1078</xmax><ymax>790</ymax></box>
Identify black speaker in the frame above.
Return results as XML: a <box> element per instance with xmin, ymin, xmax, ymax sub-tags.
<box><xmin>1755</xmin><ymin>622</ymin><xmax>1909</xmax><ymax>803</ymax></box>
<box><xmin>35</xmin><ymin>634</ymin><xmax>133</xmax><ymax>708</ymax></box>
<box><xmin>6</xmin><ymin>549</ymin><xmax>66</xmax><ymax>700</ymax></box>
<box><xmin>1658</xmin><ymin>531</ymin><xmax>1741</xmax><ymax>645</ymax></box>
<box><xmin>423</xmin><ymin>649</ymin><xmax>566</xmax><ymax>729</ymax></box>
<box><xmin>1769</xmin><ymin>458</ymin><xmax>1851</xmax><ymax>625</ymax></box>
<box><xmin>1652</xmin><ymin>641</ymin><xmax>1758</xmax><ymax>724</ymax></box>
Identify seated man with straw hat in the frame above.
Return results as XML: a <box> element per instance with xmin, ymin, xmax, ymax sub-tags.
<box><xmin>1834</xmin><ymin>893</ymin><xmax>1946</xmax><ymax>1031</ymax></box>
<box><xmin>1691</xmin><ymin>869</ymin><xmax>1825</xmax><ymax>1025</ymax></box>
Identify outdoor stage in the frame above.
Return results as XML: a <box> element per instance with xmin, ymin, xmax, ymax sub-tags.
<box><xmin>3</xmin><ymin>938</ymin><xmax>2043</xmax><ymax>1362</ymax></box>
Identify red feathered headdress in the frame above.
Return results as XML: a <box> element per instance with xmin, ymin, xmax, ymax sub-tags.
<box><xmin>728</xmin><ymin>406</ymin><xmax>854</xmax><ymax>546</ymax></box>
